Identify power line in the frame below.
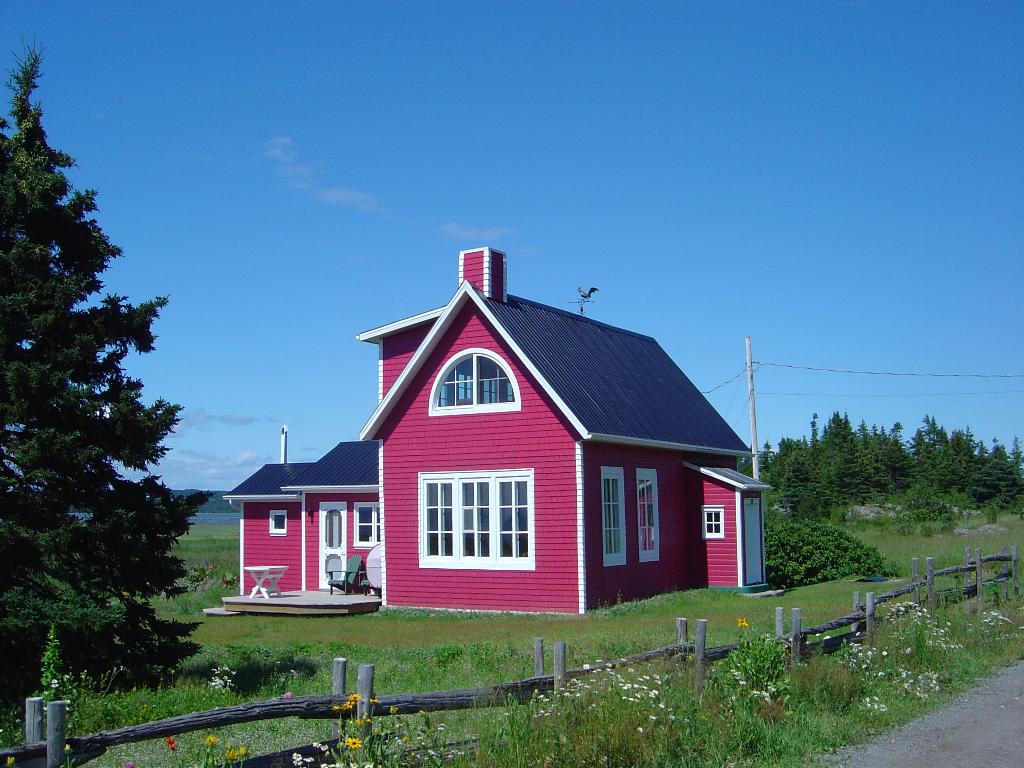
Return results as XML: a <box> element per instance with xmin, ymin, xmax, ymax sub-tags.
<box><xmin>760</xmin><ymin>390</ymin><xmax>1024</xmax><ymax>398</ymax></box>
<box><xmin>755</xmin><ymin>361</ymin><xmax>1024</xmax><ymax>379</ymax></box>
<box><xmin>702</xmin><ymin>366</ymin><xmax>755</xmax><ymax>395</ymax></box>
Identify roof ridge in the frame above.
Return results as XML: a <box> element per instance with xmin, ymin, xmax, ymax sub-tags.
<box><xmin>500</xmin><ymin>295</ymin><xmax>658</xmax><ymax>342</ymax></box>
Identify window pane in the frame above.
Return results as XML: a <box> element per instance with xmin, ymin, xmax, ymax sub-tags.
<box><xmin>428</xmin><ymin>533</ymin><xmax>438</xmax><ymax>556</ymax></box>
<box><xmin>500</xmin><ymin>481</ymin><xmax>512</xmax><ymax>506</ymax></box>
<box><xmin>515</xmin><ymin>481</ymin><xmax>527</xmax><ymax>505</ymax></box>
<box><xmin>442</xmin><ymin>508</ymin><xmax>452</xmax><ymax>530</ymax></box>
<box><xmin>479</xmin><ymin>533</ymin><xmax>490</xmax><ymax>557</ymax></box>
<box><xmin>478</xmin><ymin>508</ymin><xmax>489</xmax><ymax>530</ymax></box>
<box><xmin>442</xmin><ymin>533</ymin><xmax>453</xmax><ymax>556</ymax></box>
<box><xmin>501</xmin><ymin>508</ymin><xmax>513</xmax><ymax>532</ymax></box>
<box><xmin>501</xmin><ymin>533</ymin><xmax>513</xmax><ymax>557</ymax></box>
<box><xmin>427</xmin><ymin>484</ymin><xmax>438</xmax><ymax>506</ymax></box>
<box><xmin>428</xmin><ymin>509</ymin><xmax>438</xmax><ymax>530</ymax></box>
<box><xmin>441</xmin><ymin>483</ymin><xmax>452</xmax><ymax>506</ymax></box>
<box><xmin>477</xmin><ymin>482</ymin><xmax>489</xmax><ymax>506</ymax></box>
<box><xmin>463</xmin><ymin>533</ymin><xmax>475</xmax><ymax>556</ymax></box>
<box><xmin>517</xmin><ymin>533</ymin><xmax>528</xmax><ymax>557</ymax></box>
<box><xmin>463</xmin><ymin>508</ymin><xmax>474</xmax><ymax>530</ymax></box>
<box><xmin>516</xmin><ymin>507</ymin><xmax>527</xmax><ymax>532</ymax></box>
<box><xmin>462</xmin><ymin>482</ymin><xmax>474</xmax><ymax>506</ymax></box>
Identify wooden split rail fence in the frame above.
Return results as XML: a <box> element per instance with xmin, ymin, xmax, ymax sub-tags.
<box><xmin>5</xmin><ymin>544</ymin><xmax>1019</xmax><ymax>768</ymax></box>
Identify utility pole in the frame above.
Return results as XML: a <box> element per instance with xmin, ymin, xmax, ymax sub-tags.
<box><xmin>745</xmin><ymin>337</ymin><xmax>760</xmax><ymax>480</ymax></box>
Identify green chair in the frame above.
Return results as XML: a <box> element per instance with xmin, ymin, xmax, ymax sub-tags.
<box><xmin>326</xmin><ymin>554</ymin><xmax>369</xmax><ymax>595</ymax></box>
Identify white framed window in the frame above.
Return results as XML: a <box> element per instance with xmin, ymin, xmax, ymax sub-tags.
<box><xmin>355</xmin><ymin>503</ymin><xmax>381</xmax><ymax>546</ymax></box>
<box><xmin>601</xmin><ymin>466</ymin><xmax>626</xmax><ymax>566</ymax></box>
<box><xmin>636</xmin><ymin>468</ymin><xmax>660</xmax><ymax>562</ymax></box>
<box><xmin>419</xmin><ymin>469</ymin><xmax>534</xmax><ymax>570</ymax></box>
<box><xmin>703</xmin><ymin>505</ymin><xmax>725</xmax><ymax>540</ymax></box>
<box><xmin>269</xmin><ymin>509</ymin><xmax>287</xmax><ymax>536</ymax></box>
<box><xmin>428</xmin><ymin>348</ymin><xmax>521</xmax><ymax>416</ymax></box>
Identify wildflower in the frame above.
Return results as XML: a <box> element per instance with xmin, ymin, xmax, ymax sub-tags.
<box><xmin>238</xmin><ymin>747</ymin><xmax>248</xmax><ymax>757</ymax></box>
<box><xmin>345</xmin><ymin>737</ymin><xmax>363</xmax><ymax>750</ymax></box>
<box><xmin>205</xmin><ymin>735</ymin><xmax>220</xmax><ymax>748</ymax></box>
<box><xmin>348</xmin><ymin>692</ymin><xmax>362</xmax><ymax>701</ymax></box>
<box><xmin>224</xmin><ymin>749</ymin><xmax>239</xmax><ymax>762</ymax></box>
<box><xmin>370</xmin><ymin>698</ymin><xmax>381</xmax><ymax>704</ymax></box>
<box><xmin>282</xmin><ymin>691</ymin><xmax>294</xmax><ymax>698</ymax></box>
<box><xmin>64</xmin><ymin>746</ymin><xmax>71</xmax><ymax>753</ymax></box>
<box><xmin>165</xmin><ymin>737</ymin><xmax>177</xmax><ymax>751</ymax></box>
<box><xmin>7</xmin><ymin>758</ymin><xmax>16</xmax><ymax>768</ymax></box>
<box><xmin>736</xmin><ymin>617</ymin><xmax>750</xmax><ymax>628</ymax></box>
<box><xmin>389</xmin><ymin>705</ymin><xmax>399</xmax><ymax>714</ymax></box>
<box><xmin>291</xmin><ymin>754</ymin><xmax>304</xmax><ymax>767</ymax></box>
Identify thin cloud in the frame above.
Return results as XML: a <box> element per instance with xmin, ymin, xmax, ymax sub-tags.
<box><xmin>440</xmin><ymin>222</ymin><xmax>512</xmax><ymax>242</ymax></box>
<box><xmin>175</xmin><ymin>408</ymin><xmax>277</xmax><ymax>434</ymax></box>
<box><xmin>156</xmin><ymin>448</ymin><xmax>273</xmax><ymax>490</ymax></box>
<box><xmin>263</xmin><ymin>136</ymin><xmax>387</xmax><ymax>214</ymax></box>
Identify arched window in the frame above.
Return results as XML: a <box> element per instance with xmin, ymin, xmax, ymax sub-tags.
<box><xmin>430</xmin><ymin>349</ymin><xmax>521</xmax><ymax>416</ymax></box>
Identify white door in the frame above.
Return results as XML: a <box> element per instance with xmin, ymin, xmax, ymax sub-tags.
<box><xmin>318</xmin><ymin>502</ymin><xmax>347</xmax><ymax>590</ymax></box>
<box><xmin>742</xmin><ymin>497</ymin><xmax>765</xmax><ymax>585</ymax></box>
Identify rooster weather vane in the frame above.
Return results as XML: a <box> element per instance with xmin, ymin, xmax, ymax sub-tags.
<box><xmin>575</xmin><ymin>286</ymin><xmax>599</xmax><ymax>314</ymax></box>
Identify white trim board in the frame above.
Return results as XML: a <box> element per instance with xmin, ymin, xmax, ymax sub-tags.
<box><xmin>575</xmin><ymin>441</ymin><xmax>586</xmax><ymax>614</ymax></box>
<box><xmin>279</xmin><ymin>484</ymin><xmax>379</xmax><ymax>493</ymax></box>
<box><xmin>683</xmin><ymin>462</ymin><xmax>769</xmax><ymax>488</ymax></box>
<box><xmin>427</xmin><ymin>347</ymin><xmax>522</xmax><ymax>417</ymax></box>
<box><xmin>355</xmin><ymin>306</ymin><xmax>445</xmax><ymax>343</ymax></box>
<box><xmin>223</xmin><ymin>493</ymin><xmax>300</xmax><ymax>502</ymax></box>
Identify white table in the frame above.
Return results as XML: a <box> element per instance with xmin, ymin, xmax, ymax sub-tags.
<box><xmin>244</xmin><ymin>565</ymin><xmax>288</xmax><ymax>598</ymax></box>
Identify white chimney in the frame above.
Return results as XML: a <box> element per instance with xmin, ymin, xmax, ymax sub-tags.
<box><xmin>280</xmin><ymin>425</ymin><xmax>288</xmax><ymax>464</ymax></box>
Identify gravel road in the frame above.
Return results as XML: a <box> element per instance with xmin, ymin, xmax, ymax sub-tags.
<box><xmin>820</xmin><ymin>661</ymin><xmax>1024</xmax><ymax>767</ymax></box>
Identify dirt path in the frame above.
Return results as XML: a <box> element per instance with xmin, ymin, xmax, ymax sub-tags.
<box><xmin>820</xmin><ymin>661</ymin><xmax>1024</xmax><ymax>767</ymax></box>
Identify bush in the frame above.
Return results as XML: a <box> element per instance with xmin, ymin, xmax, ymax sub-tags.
<box><xmin>765</xmin><ymin>515</ymin><xmax>889</xmax><ymax>589</ymax></box>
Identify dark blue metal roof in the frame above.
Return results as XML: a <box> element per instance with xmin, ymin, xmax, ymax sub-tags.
<box><xmin>227</xmin><ymin>462</ymin><xmax>314</xmax><ymax>496</ymax></box>
<box><xmin>287</xmin><ymin>440</ymin><xmax>379</xmax><ymax>487</ymax></box>
<box><xmin>485</xmin><ymin>296</ymin><xmax>749</xmax><ymax>453</ymax></box>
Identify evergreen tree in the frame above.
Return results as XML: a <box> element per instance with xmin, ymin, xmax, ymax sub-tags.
<box><xmin>0</xmin><ymin>51</ymin><xmax>206</xmax><ymax>699</ymax></box>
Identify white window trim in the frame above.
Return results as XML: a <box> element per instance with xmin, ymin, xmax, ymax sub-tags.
<box><xmin>354</xmin><ymin>503</ymin><xmax>382</xmax><ymax>547</ymax></box>
<box><xmin>269</xmin><ymin>508</ymin><xmax>288</xmax><ymax>536</ymax></box>
<box><xmin>636</xmin><ymin>468</ymin><xmax>660</xmax><ymax>563</ymax></box>
<box><xmin>427</xmin><ymin>347</ymin><xmax>522</xmax><ymax>417</ymax></box>
<box><xmin>601</xmin><ymin>466</ymin><xmax>626</xmax><ymax>567</ymax></box>
<box><xmin>702</xmin><ymin>504</ymin><xmax>725</xmax><ymax>540</ymax></box>
<box><xmin>418</xmin><ymin>469</ymin><xmax>535</xmax><ymax>571</ymax></box>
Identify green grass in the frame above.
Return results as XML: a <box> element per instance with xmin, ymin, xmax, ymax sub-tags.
<box><xmin>13</xmin><ymin>517</ymin><xmax>1023</xmax><ymax>767</ymax></box>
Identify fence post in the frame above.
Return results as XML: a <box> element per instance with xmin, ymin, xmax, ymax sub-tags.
<box><xmin>553</xmin><ymin>641</ymin><xmax>567</xmax><ymax>690</ymax></box>
<box><xmin>533</xmin><ymin>638</ymin><xmax>545</xmax><ymax>677</ymax></box>
<box><xmin>911</xmin><ymin>558</ymin><xmax>921</xmax><ymax>605</ymax></box>
<box><xmin>331</xmin><ymin>658</ymin><xmax>347</xmax><ymax>740</ymax></box>
<box><xmin>926</xmin><ymin>557</ymin><xmax>936</xmax><ymax>610</ymax></box>
<box><xmin>1012</xmin><ymin>545</ymin><xmax>1020</xmax><ymax>598</ymax></box>
<box><xmin>46</xmin><ymin>700</ymin><xmax>67</xmax><ymax>768</ymax></box>
<box><xmin>774</xmin><ymin>606</ymin><xmax>784</xmax><ymax>639</ymax></box>
<box><xmin>976</xmin><ymin>547</ymin><xmax>984</xmax><ymax>613</ymax></box>
<box><xmin>356</xmin><ymin>664</ymin><xmax>374</xmax><ymax>737</ymax></box>
<box><xmin>675</xmin><ymin>618</ymin><xmax>688</xmax><ymax>647</ymax></box>
<box><xmin>25</xmin><ymin>697</ymin><xmax>44</xmax><ymax>744</ymax></box>
<box><xmin>790</xmin><ymin>608</ymin><xmax>802</xmax><ymax>667</ymax></box>
<box><xmin>865</xmin><ymin>592</ymin><xmax>876</xmax><ymax>641</ymax></box>
<box><xmin>693</xmin><ymin>620</ymin><xmax>707</xmax><ymax>695</ymax></box>
<box><xmin>1002</xmin><ymin>546</ymin><xmax>1010</xmax><ymax>602</ymax></box>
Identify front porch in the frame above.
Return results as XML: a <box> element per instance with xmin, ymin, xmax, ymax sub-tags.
<box><xmin>216</xmin><ymin>590</ymin><xmax>381</xmax><ymax>616</ymax></box>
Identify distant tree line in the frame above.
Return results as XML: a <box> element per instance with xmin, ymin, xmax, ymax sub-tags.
<box><xmin>758</xmin><ymin>413</ymin><xmax>1024</xmax><ymax>519</ymax></box>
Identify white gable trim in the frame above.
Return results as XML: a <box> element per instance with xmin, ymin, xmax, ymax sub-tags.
<box><xmin>360</xmin><ymin>282</ymin><xmax>589</xmax><ymax>441</ymax></box>
<box><xmin>589</xmin><ymin>434</ymin><xmax>750</xmax><ymax>458</ymax></box>
<box><xmin>355</xmin><ymin>306</ymin><xmax>445</xmax><ymax>343</ymax></box>
<box><xmin>683</xmin><ymin>462</ymin><xmax>769</xmax><ymax>490</ymax></box>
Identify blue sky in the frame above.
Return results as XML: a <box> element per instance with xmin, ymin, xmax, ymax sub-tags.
<box><xmin>5</xmin><ymin>2</ymin><xmax>1022</xmax><ymax>488</ymax></box>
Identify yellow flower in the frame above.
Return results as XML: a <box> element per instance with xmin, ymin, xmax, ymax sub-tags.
<box><xmin>64</xmin><ymin>746</ymin><xmax>71</xmax><ymax>753</ymax></box>
<box><xmin>389</xmin><ymin>705</ymin><xmax>399</xmax><ymax>714</ymax></box>
<box><xmin>348</xmin><ymin>692</ymin><xmax>362</xmax><ymax>702</ymax></box>
<box><xmin>7</xmin><ymin>757</ymin><xmax>16</xmax><ymax>767</ymax></box>
<box><xmin>344</xmin><ymin>737</ymin><xmax>363</xmax><ymax>750</ymax></box>
<box><xmin>736</xmin><ymin>617</ymin><xmax>750</xmax><ymax>629</ymax></box>
<box><xmin>224</xmin><ymin>748</ymin><xmax>239</xmax><ymax>762</ymax></box>
<box><xmin>238</xmin><ymin>746</ymin><xmax>248</xmax><ymax>757</ymax></box>
<box><xmin>204</xmin><ymin>735</ymin><xmax>220</xmax><ymax>748</ymax></box>
<box><xmin>370</xmin><ymin>698</ymin><xmax>381</xmax><ymax>704</ymax></box>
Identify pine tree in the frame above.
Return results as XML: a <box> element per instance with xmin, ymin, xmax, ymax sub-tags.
<box><xmin>0</xmin><ymin>50</ymin><xmax>207</xmax><ymax>700</ymax></box>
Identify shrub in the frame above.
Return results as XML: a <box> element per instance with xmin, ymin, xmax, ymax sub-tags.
<box><xmin>765</xmin><ymin>515</ymin><xmax>889</xmax><ymax>589</ymax></box>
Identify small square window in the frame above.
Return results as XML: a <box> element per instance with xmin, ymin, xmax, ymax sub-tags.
<box><xmin>270</xmin><ymin>510</ymin><xmax>287</xmax><ymax>535</ymax></box>
<box><xmin>703</xmin><ymin>505</ymin><xmax>725</xmax><ymax>540</ymax></box>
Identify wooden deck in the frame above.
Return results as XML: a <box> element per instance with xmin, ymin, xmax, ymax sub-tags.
<box><xmin>217</xmin><ymin>590</ymin><xmax>381</xmax><ymax>616</ymax></box>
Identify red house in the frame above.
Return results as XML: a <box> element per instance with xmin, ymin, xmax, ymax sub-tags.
<box><xmin>226</xmin><ymin>248</ymin><xmax>768</xmax><ymax>613</ymax></box>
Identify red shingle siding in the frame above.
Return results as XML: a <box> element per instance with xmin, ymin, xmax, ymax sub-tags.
<box><xmin>241</xmin><ymin>501</ymin><xmax>303</xmax><ymax>592</ymax></box>
<box><xmin>488</xmin><ymin>250</ymin><xmax>505</xmax><ymax>300</ymax></box>
<box><xmin>702</xmin><ymin>476</ymin><xmax>739</xmax><ymax>587</ymax></box>
<box><xmin>583</xmin><ymin>445</ymin><xmax>725</xmax><ymax>607</ymax></box>
<box><xmin>382</xmin><ymin>325</ymin><xmax>431</xmax><ymax>396</ymax></box>
<box><xmin>302</xmin><ymin>491</ymin><xmax>382</xmax><ymax>589</ymax></box>
<box><xmin>460</xmin><ymin>250</ymin><xmax>485</xmax><ymax>292</ymax></box>
<box><xmin>378</xmin><ymin>303</ymin><xmax>581</xmax><ymax>613</ymax></box>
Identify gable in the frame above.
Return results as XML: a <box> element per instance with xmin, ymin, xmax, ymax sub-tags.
<box><xmin>375</xmin><ymin>298</ymin><xmax>576</xmax><ymax>440</ymax></box>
